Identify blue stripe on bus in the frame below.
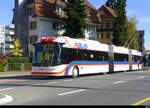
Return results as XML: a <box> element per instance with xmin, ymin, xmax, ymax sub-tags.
<box><xmin>64</xmin><ymin>61</ymin><xmax>141</xmax><ymax>76</ymax></box>
<box><xmin>132</xmin><ymin>62</ymin><xmax>140</xmax><ymax>64</ymax></box>
<box><xmin>65</xmin><ymin>61</ymin><xmax>109</xmax><ymax>76</ymax></box>
<box><xmin>114</xmin><ymin>62</ymin><xmax>140</xmax><ymax>64</ymax></box>
<box><xmin>114</xmin><ymin>62</ymin><xmax>129</xmax><ymax>64</ymax></box>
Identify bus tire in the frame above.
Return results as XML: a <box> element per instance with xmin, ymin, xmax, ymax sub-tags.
<box><xmin>72</xmin><ymin>66</ymin><xmax>79</xmax><ymax>78</ymax></box>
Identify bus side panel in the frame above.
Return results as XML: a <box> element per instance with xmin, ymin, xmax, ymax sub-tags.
<box><xmin>132</xmin><ymin>63</ymin><xmax>142</xmax><ymax>70</ymax></box>
<box><xmin>79</xmin><ymin>65</ymin><xmax>109</xmax><ymax>75</ymax></box>
<box><xmin>67</xmin><ymin>65</ymin><xmax>109</xmax><ymax>76</ymax></box>
<box><xmin>114</xmin><ymin>62</ymin><xmax>129</xmax><ymax>72</ymax></box>
<box><xmin>114</xmin><ymin>65</ymin><xmax>129</xmax><ymax>72</ymax></box>
<box><xmin>66</xmin><ymin>61</ymin><xmax>109</xmax><ymax>76</ymax></box>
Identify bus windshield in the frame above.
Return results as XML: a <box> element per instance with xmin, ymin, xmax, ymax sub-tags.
<box><xmin>33</xmin><ymin>43</ymin><xmax>61</xmax><ymax>67</ymax></box>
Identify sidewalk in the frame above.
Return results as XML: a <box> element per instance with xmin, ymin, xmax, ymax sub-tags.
<box><xmin>0</xmin><ymin>71</ymin><xmax>31</xmax><ymax>78</ymax></box>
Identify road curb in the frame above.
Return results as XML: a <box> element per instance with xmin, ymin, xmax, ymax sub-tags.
<box><xmin>0</xmin><ymin>72</ymin><xmax>31</xmax><ymax>78</ymax></box>
<box><xmin>0</xmin><ymin>74</ymin><xmax>26</xmax><ymax>78</ymax></box>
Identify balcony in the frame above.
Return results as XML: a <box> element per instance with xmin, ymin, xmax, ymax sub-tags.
<box><xmin>97</xmin><ymin>28</ymin><xmax>114</xmax><ymax>32</ymax></box>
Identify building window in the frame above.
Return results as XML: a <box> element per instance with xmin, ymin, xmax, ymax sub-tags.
<box><xmin>105</xmin><ymin>23</ymin><xmax>109</xmax><ymax>29</ymax></box>
<box><xmin>52</xmin><ymin>22</ymin><xmax>64</xmax><ymax>30</ymax></box>
<box><xmin>110</xmin><ymin>23</ymin><xmax>114</xmax><ymax>29</ymax></box>
<box><xmin>29</xmin><ymin>8</ymin><xmax>35</xmax><ymax>16</ymax></box>
<box><xmin>89</xmin><ymin>37</ymin><xmax>96</xmax><ymax>40</ymax></box>
<box><xmin>101</xmin><ymin>33</ymin><xmax>104</xmax><ymax>39</ymax></box>
<box><xmin>1</xmin><ymin>43</ymin><xmax>4</xmax><ymax>46</ymax></box>
<box><xmin>87</xmin><ymin>25</ymin><xmax>90</xmax><ymax>32</ymax></box>
<box><xmin>0</xmin><ymin>28</ymin><xmax>4</xmax><ymax>32</ymax></box>
<box><xmin>30</xmin><ymin>21</ymin><xmax>37</xmax><ymax>30</ymax></box>
<box><xmin>106</xmin><ymin>33</ymin><xmax>110</xmax><ymax>39</ymax></box>
<box><xmin>87</xmin><ymin>25</ymin><xmax>96</xmax><ymax>33</ymax></box>
<box><xmin>29</xmin><ymin>35</ymin><xmax>38</xmax><ymax>44</ymax></box>
<box><xmin>110</xmin><ymin>32</ymin><xmax>114</xmax><ymax>39</ymax></box>
<box><xmin>0</xmin><ymin>34</ymin><xmax>3</xmax><ymax>39</ymax></box>
<box><xmin>56</xmin><ymin>6</ymin><xmax>65</xmax><ymax>15</ymax></box>
<box><xmin>107</xmin><ymin>23</ymin><xmax>113</xmax><ymax>29</ymax></box>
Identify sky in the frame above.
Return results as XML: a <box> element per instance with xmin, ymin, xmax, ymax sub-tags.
<box><xmin>0</xmin><ymin>0</ymin><xmax>149</xmax><ymax>50</ymax></box>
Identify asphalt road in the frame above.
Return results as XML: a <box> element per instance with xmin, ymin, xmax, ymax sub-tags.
<box><xmin>0</xmin><ymin>70</ymin><xmax>150</xmax><ymax>105</ymax></box>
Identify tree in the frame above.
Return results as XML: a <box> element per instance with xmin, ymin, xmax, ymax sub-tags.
<box><xmin>113</xmin><ymin>0</ymin><xmax>129</xmax><ymax>46</ymax></box>
<box><xmin>9</xmin><ymin>39</ymin><xmax>23</xmax><ymax>57</ymax></box>
<box><xmin>105</xmin><ymin>0</ymin><xmax>118</xmax><ymax>10</ymax></box>
<box><xmin>125</xmin><ymin>16</ymin><xmax>138</xmax><ymax>50</ymax></box>
<box><xmin>63</xmin><ymin>0</ymin><xmax>87</xmax><ymax>38</ymax></box>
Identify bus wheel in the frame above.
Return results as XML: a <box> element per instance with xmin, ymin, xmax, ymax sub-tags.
<box><xmin>72</xmin><ymin>66</ymin><xmax>79</xmax><ymax>78</ymax></box>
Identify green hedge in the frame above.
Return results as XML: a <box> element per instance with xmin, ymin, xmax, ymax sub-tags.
<box><xmin>0</xmin><ymin>57</ymin><xmax>32</xmax><ymax>72</ymax></box>
<box><xmin>7</xmin><ymin>63</ymin><xmax>32</xmax><ymax>71</ymax></box>
<box><xmin>0</xmin><ymin>64</ymin><xmax>5</xmax><ymax>72</ymax></box>
<box><xmin>7</xmin><ymin>57</ymin><xmax>32</xmax><ymax>71</ymax></box>
<box><xmin>7</xmin><ymin>63</ymin><xmax>22</xmax><ymax>71</ymax></box>
<box><xmin>8</xmin><ymin>57</ymin><xmax>32</xmax><ymax>63</ymax></box>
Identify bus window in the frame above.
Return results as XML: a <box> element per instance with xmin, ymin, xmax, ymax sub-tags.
<box><xmin>60</xmin><ymin>48</ymin><xmax>109</xmax><ymax>63</ymax></box>
<box><xmin>42</xmin><ymin>45</ymin><xmax>54</xmax><ymax>66</ymax></box>
<box><xmin>60</xmin><ymin>48</ymin><xmax>77</xmax><ymax>64</ymax></box>
<box><xmin>114</xmin><ymin>53</ymin><xmax>128</xmax><ymax>62</ymax></box>
<box><xmin>76</xmin><ymin>49</ymin><xmax>84</xmax><ymax>61</ymax></box>
<box><xmin>132</xmin><ymin>56</ymin><xmax>141</xmax><ymax>62</ymax></box>
<box><xmin>33</xmin><ymin>43</ymin><xmax>59</xmax><ymax>67</ymax></box>
<box><xmin>36</xmin><ymin>52</ymin><xmax>43</xmax><ymax>64</ymax></box>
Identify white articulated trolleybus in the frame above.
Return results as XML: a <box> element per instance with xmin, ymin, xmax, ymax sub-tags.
<box><xmin>32</xmin><ymin>36</ymin><xmax>142</xmax><ymax>77</ymax></box>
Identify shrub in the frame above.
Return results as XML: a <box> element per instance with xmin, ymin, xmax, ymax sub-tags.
<box><xmin>0</xmin><ymin>55</ymin><xmax>8</xmax><ymax>72</ymax></box>
<box><xmin>7</xmin><ymin>57</ymin><xmax>32</xmax><ymax>71</ymax></box>
<box><xmin>0</xmin><ymin>64</ymin><xmax>5</xmax><ymax>72</ymax></box>
<box><xmin>0</xmin><ymin>55</ymin><xmax>8</xmax><ymax>64</ymax></box>
<box><xmin>7</xmin><ymin>63</ymin><xmax>22</xmax><ymax>71</ymax></box>
<box><xmin>8</xmin><ymin>57</ymin><xmax>32</xmax><ymax>63</ymax></box>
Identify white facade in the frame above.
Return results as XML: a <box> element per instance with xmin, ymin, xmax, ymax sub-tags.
<box><xmin>0</xmin><ymin>25</ymin><xmax>14</xmax><ymax>55</ymax></box>
<box><xmin>29</xmin><ymin>16</ymin><xmax>98</xmax><ymax>39</ymax></box>
<box><xmin>28</xmin><ymin>15</ymin><xmax>98</xmax><ymax>57</ymax></box>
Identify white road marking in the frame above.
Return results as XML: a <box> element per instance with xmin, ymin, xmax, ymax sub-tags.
<box><xmin>32</xmin><ymin>83</ymin><xmax>42</xmax><ymax>86</ymax></box>
<box><xmin>114</xmin><ymin>81</ymin><xmax>126</xmax><ymax>84</ymax></box>
<box><xmin>105</xmin><ymin>75</ymin><xmax>111</xmax><ymax>77</ymax></box>
<box><xmin>137</xmin><ymin>76</ymin><xmax>145</xmax><ymax>79</ymax></box>
<box><xmin>58</xmin><ymin>89</ymin><xmax>86</xmax><ymax>96</ymax></box>
<box><xmin>64</xmin><ymin>79</ymin><xmax>73</xmax><ymax>82</ymax></box>
<box><xmin>0</xmin><ymin>94</ymin><xmax>14</xmax><ymax>105</ymax></box>
<box><xmin>47</xmin><ymin>81</ymin><xmax>57</xmax><ymax>84</ymax></box>
<box><xmin>0</xmin><ymin>88</ymin><xmax>14</xmax><ymax>92</ymax></box>
<box><xmin>97</xmin><ymin>76</ymin><xmax>102</xmax><ymax>78</ymax></box>
<box><xmin>89</xmin><ymin>76</ymin><xmax>95</xmax><ymax>79</ymax></box>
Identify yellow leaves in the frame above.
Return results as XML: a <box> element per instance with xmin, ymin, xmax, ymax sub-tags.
<box><xmin>10</xmin><ymin>48</ymin><xmax>23</xmax><ymax>57</ymax></box>
<box><xmin>9</xmin><ymin>39</ymin><xmax>23</xmax><ymax>57</ymax></box>
<box><xmin>13</xmin><ymin>39</ymin><xmax>21</xmax><ymax>48</ymax></box>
